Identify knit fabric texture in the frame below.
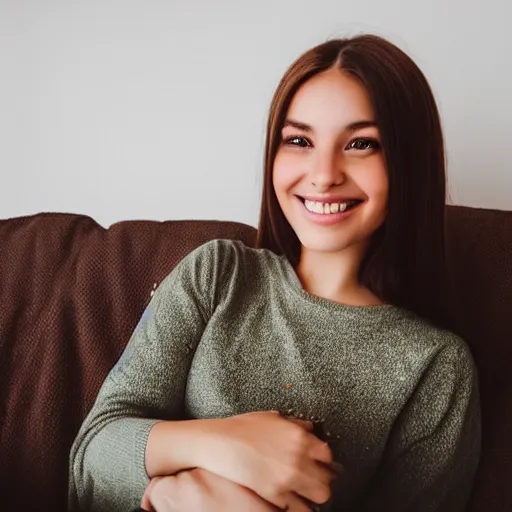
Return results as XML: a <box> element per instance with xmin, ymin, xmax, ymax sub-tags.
<box><xmin>69</xmin><ymin>239</ymin><xmax>480</xmax><ymax>512</ymax></box>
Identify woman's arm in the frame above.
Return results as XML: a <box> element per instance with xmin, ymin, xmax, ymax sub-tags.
<box><xmin>349</xmin><ymin>337</ymin><xmax>481</xmax><ymax>512</ymax></box>
<box><xmin>141</xmin><ymin>469</ymin><xmax>285</xmax><ymax>512</ymax></box>
<box><xmin>69</xmin><ymin>241</ymin><xmax>334</xmax><ymax>512</ymax></box>
<box><xmin>141</xmin><ymin>470</ymin><xmax>320</xmax><ymax>512</ymax></box>
<box><xmin>69</xmin><ymin>243</ymin><xmax>218</xmax><ymax>512</ymax></box>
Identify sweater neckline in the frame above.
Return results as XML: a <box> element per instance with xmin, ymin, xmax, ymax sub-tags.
<box><xmin>275</xmin><ymin>253</ymin><xmax>408</xmax><ymax>322</ymax></box>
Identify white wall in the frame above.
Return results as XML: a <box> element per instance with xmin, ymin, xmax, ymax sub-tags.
<box><xmin>1</xmin><ymin>0</ymin><xmax>511</xmax><ymax>228</ymax></box>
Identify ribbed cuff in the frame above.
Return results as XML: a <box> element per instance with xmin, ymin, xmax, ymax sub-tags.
<box><xmin>134</xmin><ymin>418</ymin><xmax>163</xmax><ymax>484</ymax></box>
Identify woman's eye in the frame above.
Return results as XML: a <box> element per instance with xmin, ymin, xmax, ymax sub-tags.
<box><xmin>346</xmin><ymin>138</ymin><xmax>380</xmax><ymax>151</ymax></box>
<box><xmin>284</xmin><ymin>136</ymin><xmax>310</xmax><ymax>148</ymax></box>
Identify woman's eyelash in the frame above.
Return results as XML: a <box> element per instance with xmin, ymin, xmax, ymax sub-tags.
<box><xmin>346</xmin><ymin>137</ymin><xmax>381</xmax><ymax>151</ymax></box>
<box><xmin>283</xmin><ymin>135</ymin><xmax>311</xmax><ymax>147</ymax></box>
<box><xmin>283</xmin><ymin>135</ymin><xmax>380</xmax><ymax>151</ymax></box>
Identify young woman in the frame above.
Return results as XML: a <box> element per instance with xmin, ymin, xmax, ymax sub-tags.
<box><xmin>69</xmin><ymin>34</ymin><xmax>481</xmax><ymax>512</ymax></box>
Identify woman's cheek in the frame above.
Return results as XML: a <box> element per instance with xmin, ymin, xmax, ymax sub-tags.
<box><xmin>272</xmin><ymin>153</ymin><xmax>292</xmax><ymax>189</ymax></box>
<box><xmin>275</xmin><ymin>151</ymin><xmax>305</xmax><ymax>184</ymax></box>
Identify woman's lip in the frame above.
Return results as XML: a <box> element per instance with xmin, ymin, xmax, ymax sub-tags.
<box><xmin>296</xmin><ymin>196</ymin><xmax>360</xmax><ymax>224</ymax></box>
<box><xmin>297</xmin><ymin>194</ymin><xmax>362</xmax><ymax>203</ymax></box>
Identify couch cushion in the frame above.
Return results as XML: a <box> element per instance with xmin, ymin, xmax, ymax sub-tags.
<box><xmin>0</xmin><ymin>213</ymin><xmax>256</xmax><ymax>510</ymax></box>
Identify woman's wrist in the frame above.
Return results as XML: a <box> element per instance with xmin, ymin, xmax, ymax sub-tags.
<box><xmin>184</xmin><ymin>417</ymin><xmax>227</xmax><ymax>470</ymax></box>
<box><xmin>145</xmin><ymin>418</ymin><xmax>221</xmax><ymax>477</ymax></box>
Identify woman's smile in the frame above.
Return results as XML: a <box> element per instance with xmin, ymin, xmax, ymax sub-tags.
<box><xmin>295</xmin><ymin>195</ymin><xmax>364</xmax><ymax>226</ymax></box>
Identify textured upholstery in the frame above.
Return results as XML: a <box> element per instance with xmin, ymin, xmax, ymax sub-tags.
<box><xmin>445</xmin><ymin>206</ymin><xmax>512</xmax><ymax>511</ymax></box>
<box><xmin>0</xmin><ymin>213</ymin><xmax>256</xmax><ymax>509</ymax></box>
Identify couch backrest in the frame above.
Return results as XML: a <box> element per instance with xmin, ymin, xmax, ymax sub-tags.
<box><xmin>0</xmin><ymin>207</ymin><xmax>511</xmax><ymax>510</ymax></box>
<box><xmin>0</xmin><ymin>213</ymin><xmax>256</xmax><ymax>509</ymax></box>
<box><xmin>445</xmin><ymin>205</ymin><xmax>512</xmax><ymax>511</ymax></box>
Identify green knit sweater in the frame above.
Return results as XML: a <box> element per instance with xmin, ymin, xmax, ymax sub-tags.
<box><xmin>69</xmin><ymin>240</ymin><xmax>480</xmax><ymax>512</ymax></box>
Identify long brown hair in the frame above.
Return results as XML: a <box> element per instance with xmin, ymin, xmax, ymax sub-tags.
<box><xmin>256</xmin><ymin>35</ymin><xmax>457</xmax><ymax>332</ymax></box>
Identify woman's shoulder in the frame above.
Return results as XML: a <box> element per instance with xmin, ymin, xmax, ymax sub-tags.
<box><xmin>178</xmin><ymin>239</ymin><xmax>287</xmax><ymax>309</ymax></box>
<box><xmin>394</xmin><ymin>311</ymin><xmax>476</xmax><ymax>375</ymax></box>
<box><xmin>188</xmin><ymin>239</ymin><xmax>282</xmax><ymax>270</ymax></box>
<box><xmin>175</xmin><ymin>239</ymin><xmax>284</xmax><ymax>291</ymax></box>
<box><xmin>176</xmin><ymin>238</ymin><xmax>251</xmax><ymax>270</ymax></box>
<box><xmin>154</xmin><ymin>240</ymin><xmax>281</xmax><ymax>317</ymax></box>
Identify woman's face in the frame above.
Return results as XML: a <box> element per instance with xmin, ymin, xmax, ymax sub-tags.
<box><xmin>273</xmin><ymin>68</ymin><xmax>388</xmax><ymax>257</ymax></box>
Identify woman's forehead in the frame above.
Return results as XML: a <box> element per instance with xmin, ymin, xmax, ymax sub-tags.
<box><xmin>286</xmin><ymin>69</ymin><xmax>376</xmax><ymax>133</ymax></box>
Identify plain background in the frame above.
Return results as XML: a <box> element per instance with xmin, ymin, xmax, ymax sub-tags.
<box><xmin>1</xmin><ymin>0</ymin><xmax>511</xmax><ymax>228</ymax></box>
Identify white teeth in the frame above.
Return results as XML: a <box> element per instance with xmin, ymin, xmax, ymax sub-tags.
<box><xmin>304</xmin><ymin>199</ymin><xmax>354</xmax><ymax>215</ymax></box>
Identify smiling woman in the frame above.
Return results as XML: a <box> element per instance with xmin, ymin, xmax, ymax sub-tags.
<box><xmin>272</xmin><ymin>68</ymin><xmax>388</xmax><ymax>306</ymax></box>
<box><xmin>258</xmin><ymin>36</ymin><xmax>454</xmax><ymax>324</ymax></box>
<box><xmin>69</xmin><ymin>35</ymin><xmax>480</xmax><ymax>512</ymax></box>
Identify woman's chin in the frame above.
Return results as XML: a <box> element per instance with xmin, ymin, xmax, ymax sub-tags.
<box><xmin>298</xmin><ymin>237</ymin><xmax>356</xmax><ymax>255</ymax></box>
<box><xmin>295</xmin><ymin>228</ymin><xmax>373</xmax><ymax>256</ymax></box>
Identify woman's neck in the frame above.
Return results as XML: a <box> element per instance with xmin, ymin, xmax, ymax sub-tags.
<box><xmin>296</xmin><ymin>245</ymin><xmax>383</xmax><ymax>306</ymax></box>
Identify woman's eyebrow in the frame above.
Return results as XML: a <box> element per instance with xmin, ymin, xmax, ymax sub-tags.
<box><xmin>283</xmin><ymin>118</ymin><xmax>378</xmax><ymax>133</ymax></box>
<box><xmin>346</xmin><ymin>120</ymin><xmax>378</xmax><ymax>132</ymax></box>
<box><xmin>283</xmin><ymin>119</ymin><xmax>313</xmax><ymax>132</ymax></box>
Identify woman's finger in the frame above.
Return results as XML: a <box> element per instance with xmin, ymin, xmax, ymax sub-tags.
<box><xmin>308</xmin><ymin>438</ymin><xmax>334</xmax><ymax>466</ymax></box>
<box><xmin>140</xmin><ymin>477</ymin><xmax>164</xmax><ymax>511</ymax></box>
<box><xmin>148</xmin><ymin>476</ymin><xmax>180</xmax><ymax>511</ymax></box>
<box><xmin>283</xmin><ymin>416</ymin><xmax>314</xmax><ymax>431</ymax></box>
<box><xmin>285</xmin><ymin>492</ymin><xmax>317</xmax><ymax>512</ymax></box>
<box><xmin>295</xmin><ymin>461</ymin><xmax>335</xmax><ymax>506</ymax></box>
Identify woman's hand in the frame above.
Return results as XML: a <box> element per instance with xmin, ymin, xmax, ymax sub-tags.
<box><xmin>197</xmin><ymin>411</ymin><xmax>335</xmax><ymax>509</ymax></box>
<box><xmin>140</xmin><ymin>468</ymin><xmax>280</xmax><ymax>512</ymax></box>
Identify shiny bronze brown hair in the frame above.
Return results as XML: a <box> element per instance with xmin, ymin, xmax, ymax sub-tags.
<box><xmin>256</xmin><ymin>35</ymin><xmax>457</xmax><ymax>332</ymax></box>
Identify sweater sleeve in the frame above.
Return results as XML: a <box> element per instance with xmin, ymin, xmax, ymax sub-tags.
<box><xmin>68</xmin><ymin>241</ymin><xmax>224</xmax><ymax>512</ymax></box>
<box><xmin>351</xmin><ymin>337</ymin><xmax>481</xmax><ymax>512</ymax></box>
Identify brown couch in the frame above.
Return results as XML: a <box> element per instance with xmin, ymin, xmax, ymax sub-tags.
<box><xmin>0</xmin><ymin>206</ymin><xmax>511</xmax><ymax>510</ymax></box>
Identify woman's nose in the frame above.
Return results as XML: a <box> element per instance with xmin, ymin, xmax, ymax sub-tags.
<box><xmin>309</xmin><ymin>152</ymin><xmax>345</xmax><ymax>190</ymax></box>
